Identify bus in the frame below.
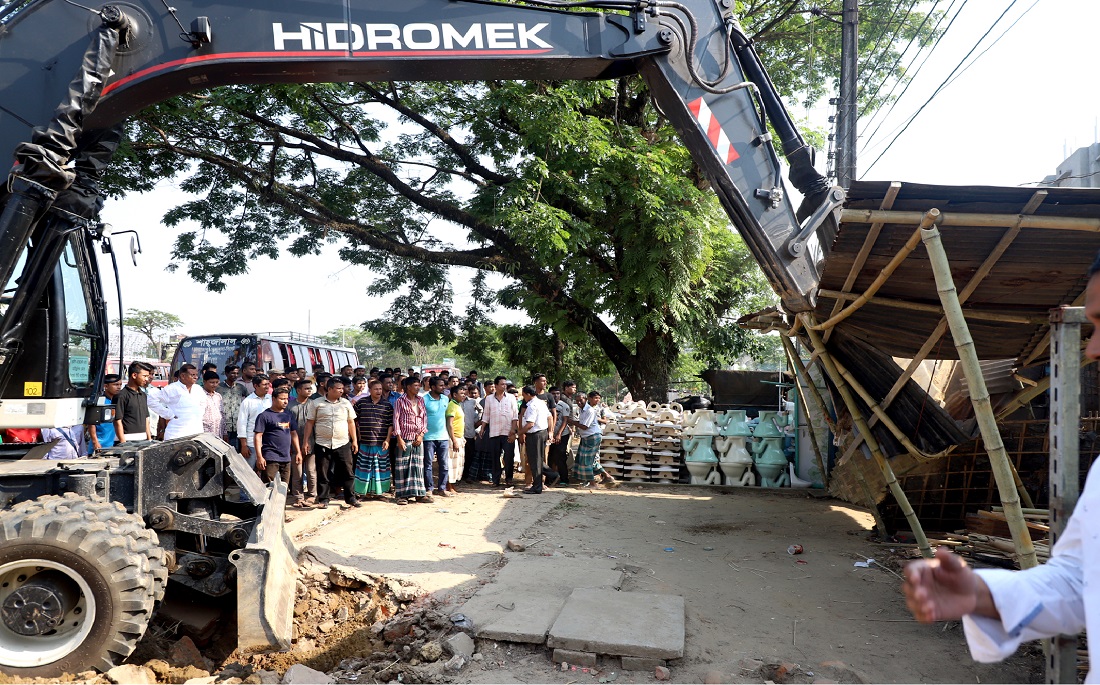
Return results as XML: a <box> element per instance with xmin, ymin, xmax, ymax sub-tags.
<box><xmin>105</xmin><ymin>357</ymin><xmax>172</xmax><ymax>388</ymax></box>
<box><xmin>170</xmin><ymin>333</ymin><xmax>359</xmax><ymax>375</ymax></box>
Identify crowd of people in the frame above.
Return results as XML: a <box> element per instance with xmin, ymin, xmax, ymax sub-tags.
<box><xmin>23</xmin><ymin>360</ymin><xmax>619</xmax><ymax>508</ymax></box>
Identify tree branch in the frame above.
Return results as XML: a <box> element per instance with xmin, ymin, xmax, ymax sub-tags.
<box><xmin>357</xmin><ymin>83</ymin><xmax>514</xmax><ymax>187</ymax></box>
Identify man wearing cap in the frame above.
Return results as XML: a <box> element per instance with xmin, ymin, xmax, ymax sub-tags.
<box><xmin>87</xmin><ymin>373</ymin><xmax>122</xmax><ymax>453</ymax></box>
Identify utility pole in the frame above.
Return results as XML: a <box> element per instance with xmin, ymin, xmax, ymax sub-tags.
<box><xmin>837</xmin><ymin>0</ymin><xmax>859</xmax><ymax>187</ymax></box>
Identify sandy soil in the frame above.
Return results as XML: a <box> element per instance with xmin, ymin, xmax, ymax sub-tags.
<box><xmin>289</xmin><ymin>484</ymin><xmax>1042</xmax><ymax>684</ymax></box>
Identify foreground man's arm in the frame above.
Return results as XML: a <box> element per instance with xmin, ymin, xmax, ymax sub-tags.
<box><xmin>904</xmin><ymin>461</ymin><xmax>1095</xmax><ymax>662</ymax></box>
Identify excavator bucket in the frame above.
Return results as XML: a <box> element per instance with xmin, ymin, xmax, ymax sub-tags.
<box><xmin>229</xmin><ymin>476</ymin><xmax>298</xmax><ymax>653</ymax></box>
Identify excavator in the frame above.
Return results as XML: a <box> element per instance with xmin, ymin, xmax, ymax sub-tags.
<box><xmin>0</xmin><ymin>0</ymin><xmax>843</xmax><ymax>677</ymax></box>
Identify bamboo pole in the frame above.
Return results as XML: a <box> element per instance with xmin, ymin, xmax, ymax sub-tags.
<box><xmin>816</xmin><ymin>289</ymin><xmax>1048</xmax><ymax>325</ymax></box>
<box><xmin>842</xmin><ymin>208</ymin><xmax>1100</xmax><ymax>232</ymax></box>
<box><xmin>852</xmin><ymin>458</ymin><xmax>891</xmax><ymax>538</ymax></box>
<box><xmin>801</xmin><ymin>317</ymin><xmax>934</xmax><ymax>559</ymax></box>
<box><xmin>995</xmin><ymin>355</ymin><xmax>1095</xmax><ymax>421</ymax></box>
<box><xmin>831</xmin><ymin>358</ymin><xmax>953</xmax><ymax>461</ymax></box>
<box><xmin>920</xmin><ymin>225</ymin><xmax>1038</xmax><ymax>569</ymax></box>
<box><xmin>809</xmin><ymin>215</ymin><xmax>937</xmax><ymax>332</ymax></box>
<box><xmin>781</xmin><ymin>336</ymin><xmax>830</xmax><ymax>487</ymax></box>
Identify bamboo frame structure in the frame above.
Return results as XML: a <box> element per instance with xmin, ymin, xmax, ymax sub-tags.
<box><xmin>822</xmin><ymin>181</ymin><xmax>901</xmax><ymax>344</ymax></box>
<box><xmin>920</xmin><ymin>225</ymin><xmax>1038</xmax><ymax>569</ymax></box>
<box><xmin>841</xmin><ymin>208</ymin><xmax>1100</xmax><ymax>232</ymax></box>
<box><xmin>830</xmin><ymin>357</ymin><xmax>953</xmax><ymax>461</ymax></box>
<box><xmin>780</xmin><ymin>336</ymin><xmax>830</xmax><ymax>488</ymax></box>
<box><xmin>801</xmin><ymin>317</ymin><xmax>933</xmax><ymax>558</ymax></box>
<box><xmin>816</xmin><ymin>290</ymin><xmax>1048</xmax><ymax>325</ymax></box>
<box><xmin>827</xmin><ymin>193</ymin><xmax>1049</xmax><ymax>510</ymax></box>
<box><xmin>781</xmin><ymin>335</ymin><xmax>894</xmax><ymax>536</ymax></box>
<box><xmin>994</xmin><ymin>354</ymin><xmax>1095</xmax><ymax>421</ymax></box>
<box><xmin>808</xmin><ymin>213</ymin><xmax>937</xmax><ymax>332</ymax></box>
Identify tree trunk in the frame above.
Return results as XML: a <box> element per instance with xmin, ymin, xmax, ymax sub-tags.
<box><xmin>550</xmin><ymin>330</ymin><xmax>565</xmax><ymax>384</ymax></box>
<box><xmin>612</xmin><ymin>326</ymin><xmax>676</xmax><ymax>403</ymax></box>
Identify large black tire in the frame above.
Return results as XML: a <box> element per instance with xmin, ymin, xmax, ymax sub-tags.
<box><xmin>0</xmin><ymin>494</ymin><xmax>166</xmax><ymax>677</ymax></box>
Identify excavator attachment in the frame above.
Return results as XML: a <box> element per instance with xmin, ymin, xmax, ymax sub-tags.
<box><xmin>229</xmin><ymin>476</ymin><xmax>299</xmax><ymax>653</ymax></box>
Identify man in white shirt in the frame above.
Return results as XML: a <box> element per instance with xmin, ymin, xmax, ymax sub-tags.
<box><xmin>903</xmin><ymin>260</ymin><xmax>1100</xmax><ymax>681</ymax></box>
<box><xmin>147</xmin><ymin>363</ymin><xmax>207</xmax><ymax>440</ymax></box>
<box><xmin>237</xmin><ymin>374</ymin><xmax>272</xmax><ymax>465</ymax></box>
<box><xmin>519</xmin><ymin>385</ymin><xmax>557</xmax><ymax>494</ymax></box>
<box><xmin>476</xmin><ymin>376</ymin><xmax>518</xmax><ymax>486</ymax></box>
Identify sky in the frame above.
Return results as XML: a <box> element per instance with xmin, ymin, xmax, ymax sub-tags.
<box><xmin>97</xmin><ymin>0</ymin><xmax>1097</xmax><ymax>342</ymax></box>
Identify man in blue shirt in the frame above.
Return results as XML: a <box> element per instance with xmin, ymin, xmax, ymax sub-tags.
<box><xmin>87</xmin><ymin>373</ymin><xmax>122</xmax><ymax>453</ymax></box>
<box><xmin>254</xmin><ymin>387</ymin><xmax>303</xmax><ymax>486</ymax></box>
<box><xmin>423</xmin><ymin>376</ymin><xmax>451</xmax><ymax>497</ymax></box>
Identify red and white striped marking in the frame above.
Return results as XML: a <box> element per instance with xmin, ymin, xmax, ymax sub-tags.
<box><xmin>688</xmin><ymin>97</ymin><xmax>739</xmax><ymax>164</ymax></box>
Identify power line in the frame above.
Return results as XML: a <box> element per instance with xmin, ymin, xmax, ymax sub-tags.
<box><xmin>856</xmin><ymin>0</ymin><xmax>921</xmax><ymax>103</ymax></box>
<box><xmin>857</xmin><ymin>0</ymin><xmax>942</xmax><ymax>117</ymax></box>
<box><xmin>858</xmin><ymin>0</ymin><xmax>966</xmax><ymax>147</ymax></box>
<box><xmin>861</xmin><ymin>0</ymin><xmax>1023</xmax><ymax>176</ymax></box>
<box><xmin>940</xmin><ymin>0</ymin><xmax>1041</xmax><ymax>91</ymax></box>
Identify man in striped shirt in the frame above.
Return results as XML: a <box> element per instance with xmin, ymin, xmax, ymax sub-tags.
<box><xmin>353</xmin><ymin>378</ymin><xmax>394</xmax><ymax>499</ymax></box>
<box><xmin>393</xmin><ymin>377</ymin><xmax>432</xmax><ymax>504</ymax></box>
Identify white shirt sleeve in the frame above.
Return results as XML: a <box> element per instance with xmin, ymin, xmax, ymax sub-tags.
<box><xmin>146</xmin><ymin>383</ymin><xmax>175</xmax><ymax>418</ymax></box>
<box><xmin>237</xmin><ymin>397</ymin><xmax>252</xmax><ymax>438</ymax></box>
<box><xmin>962</xmin><ymin>461</ymin><xmax>1092</xmax><ymax>662</ymax></box>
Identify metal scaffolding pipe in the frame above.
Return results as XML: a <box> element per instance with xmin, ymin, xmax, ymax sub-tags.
<box><xmin>802</xmin><ymin>317</ymin><xmax>933</xmax><ymax>558</ymax></box>
<box><xmin>920</xmin><ymin>225</ymin><xmax>1038</xmax><ymax>569</ymax></box>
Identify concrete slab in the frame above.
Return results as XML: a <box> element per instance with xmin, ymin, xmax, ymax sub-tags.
<box><xmin>456</xmin><ymin>555</ymin><xmax>622</xmax><ymax>644</ymax></box>
<box><xmin>547</xmin><ymin>588</ymin><xmax>685</xmax><ymax>659</ymax></box>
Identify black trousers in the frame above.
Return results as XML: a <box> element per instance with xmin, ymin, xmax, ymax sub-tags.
<box><xmin>485</xmin><ymin>435</ymin><xmax>513</xmax><ymax>485</ymax></box>
<box><xmin>548</xmin><ymin>435</ymin><xmax>570</xmax><ymax>484</ymax></box>
<box><xmin>524</xmin><ymin>430</ymin><xmax>548</xmax><ymax>492</ymax></box>
<box><xmin>315</xmin><ymin>442</ymin><xmax>355</xmax><ymax>504</ymax></box>
<box><xmin>462</xmin><ymin>437</ymin><xmax>478</xmax><ymax>481</ymax></box>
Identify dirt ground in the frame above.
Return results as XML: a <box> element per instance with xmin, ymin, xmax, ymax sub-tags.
<box><xmin>286</xmin><ymin>484</ymin><xmax>1042</xmax><ymax>684</ymax></box>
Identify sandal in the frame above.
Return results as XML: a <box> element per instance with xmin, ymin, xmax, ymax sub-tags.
<box><xmin>396</xmin><ymin>498</ymin><xmax>408</xmax><ymax>505</ymax></box>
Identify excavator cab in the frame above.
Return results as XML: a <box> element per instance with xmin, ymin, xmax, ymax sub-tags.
<box><xmin>0</xmin><ymin>227</ymin><xmax>109</xmax><ymax>431</ymax></box>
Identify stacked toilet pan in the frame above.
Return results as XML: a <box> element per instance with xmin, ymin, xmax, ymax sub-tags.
<box><xmin>598</xmin><ymin>402</ymin><xmax>683</xmax><ymax>483</ymax></box>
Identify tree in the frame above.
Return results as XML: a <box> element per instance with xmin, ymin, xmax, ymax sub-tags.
<box><xmin>104</xmin><ymin>2</ymin><xmax>937</xmax><ymax>400</ymax></box>
<box><xmin>113</xmin><ymin>309</ymin><xmax>183</xmax><ymax>361</ymax></box>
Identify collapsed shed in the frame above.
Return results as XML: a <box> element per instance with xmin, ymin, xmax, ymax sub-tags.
<box><xmin>740</xmin><ymin>180</ymin><xmax>1100</xmax><ymax>562</ymax></box>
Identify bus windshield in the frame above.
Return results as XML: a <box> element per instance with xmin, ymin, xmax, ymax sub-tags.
<box><xmin>174</xmin><ymin>335</ymin><xmax>256</xmax><ymax>371</ymax></box>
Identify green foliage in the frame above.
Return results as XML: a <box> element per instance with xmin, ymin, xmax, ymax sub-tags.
<box><xmin>111</xmin><ymin>308</ymin><xmax>183</xmax><ymax>362</ymax></box>
<box><xmin>103</xmin><ymin>2</ymin><xmax>934</xmax><ymax>399</ymax></box>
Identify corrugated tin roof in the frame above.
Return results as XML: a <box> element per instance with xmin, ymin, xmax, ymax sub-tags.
<box><xmin>815</xmin><ymin>181</ymin><xmax>1100</xmax><ymax>363</ymax></box>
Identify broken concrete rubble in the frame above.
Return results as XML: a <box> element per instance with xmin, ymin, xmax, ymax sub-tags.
<box><xmin>105</xmin><ymin>665</ymin><xmax>156</xmax><ymax>685</ymax></box>
<box><xmin>281</xmin><ymin>664</ymin><xmax>334</xmax><ymax>684</ymax></box>
<box><xmin>443</xmin><ymin>632</ymin><xmax>476</xmax><ymax>659</ymax></box>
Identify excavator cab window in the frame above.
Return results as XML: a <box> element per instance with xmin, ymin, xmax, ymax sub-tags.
<box><xmin>58</xmin><ymin>237</ymin><xmax>95</xmax><ymax>387</ymax></box>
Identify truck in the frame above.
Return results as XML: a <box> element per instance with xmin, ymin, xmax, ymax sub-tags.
<box><xmin>0</xmin><ymin>0</ymin><xmax>842</xmax><ymax>676</ymax></box>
